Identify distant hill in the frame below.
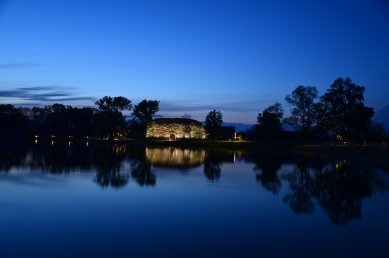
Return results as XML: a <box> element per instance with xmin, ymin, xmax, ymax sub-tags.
<box><xmin>222</xmin><ymin>122</ymin><xmax>296</xmax><ymax>132</ymax></box>
<box><xmin>222</xmin><ymin>122</ymin><xmax>254</xmax><ymax>132</ymax></box>
<box><xmin>374</xmin><ymin>105</ymin><xmax>389</xmax><ymax>131</ymax></box>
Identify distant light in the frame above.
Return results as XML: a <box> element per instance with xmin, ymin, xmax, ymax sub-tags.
<box><xmin>34</xmin><ymin>135</ymin><xmax>39</xmax><ymax>138</ymax></box>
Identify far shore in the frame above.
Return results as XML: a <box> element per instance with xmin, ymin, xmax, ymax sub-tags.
<box><xmin>104</xmin><ymin>138</ymin><xmax>389</xmax><ymax>169</ymax></box>
<box><xmin>2</xmin><ymin>137</ymin><xmax>389</xmax><ymax>170</ymax></box>
<box><xmin>91</xmin><ymin>138</ymin><xmax>389</xmax><ymax>168</ymax></box>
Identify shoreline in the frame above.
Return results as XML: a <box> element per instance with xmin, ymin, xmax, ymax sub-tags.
<box><xmin>2</xmin><ymin>138</ymin><xmax>389</xmax><ymax>169</ymax></box>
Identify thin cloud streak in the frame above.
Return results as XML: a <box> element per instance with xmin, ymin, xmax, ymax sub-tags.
<box><xmin>18</xmin><ymin>86</ymin><xmax>72</xmax><ymax>91</ymax></box>
<box><xmin>159</xmin><ymin>99</ymin><xmax>266</xmax><ymax>113</ymax></box>
<box><xmin>158</xmin><ymin>98</ymin><xmax>282</xmax><ymax>123</ymax></box>
<box><xmin>0</xmin><ymin>86</ymin><xmax>95</xmax><ymax>103</ymax></box>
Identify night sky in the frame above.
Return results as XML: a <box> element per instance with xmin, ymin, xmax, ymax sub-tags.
<box><xmin>1</xmin><ymin>0</ymin><xmax>388</xmax><ymax>123</ymax></box>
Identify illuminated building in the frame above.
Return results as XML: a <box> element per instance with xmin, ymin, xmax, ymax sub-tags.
<box><xmin>146</xmin><ymin>118</ymin><xmax>206</xmax><ymax>140</ymax></box>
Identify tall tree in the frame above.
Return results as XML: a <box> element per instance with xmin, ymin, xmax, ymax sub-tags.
<box><xmin>67</xmin><ymin>107</ymin><xmax>95</xmax><ymax>137</ymax></box>
<box><xmin>319</xmin><ymin>77</ymin><xmax>374</xmax><ymax>143</ymax></box>
<box><xmin>0</xmin><ymin>104</ymin><xmax>30</xmax><ymax>140</ymax></box>
<box><xmin>95</xmin><ymin>96</ymin><xmax>132</xmax><ymax>112</ymax></box>
<box><xmin>285</xmin><ymin>85</ymin><xmax>319</xmax><ymax>143</ymax></box>
<box><xmin>256</xmin><ymin>103</ymin><xmax>283</xmax><ymax>142</ymax></box>
<box><xmin>45</xmin><ymin>104</ymin><xmax>69</xmax><ymax>136</ymax></box>
<box><xmin>31</xmin><ymin>107</ymin><xmax>49</xmax><ymax>136</ymax></box>
<box><xmin>94</xmin><ymin>96</ymin><xmax>132</xmax><ymax>139</ymax></box>
<box><xmin>132</xmin><ymin>99</ymin><xmax>160</xmax><ymax>138</ymax></box>
<box><xmin>204</xmin><ymin>110</ymin><xmax>223</xmax><ymax>140</ymax></box>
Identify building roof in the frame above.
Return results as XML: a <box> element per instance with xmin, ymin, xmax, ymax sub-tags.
<box><xmin>153</xmin><ymin>118</ymin><xmax>202</xmax><ymax>126</ymax></box>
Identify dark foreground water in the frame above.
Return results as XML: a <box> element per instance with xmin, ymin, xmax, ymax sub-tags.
<box><xmin>0</xmin><ymin>143</ymin><xmax>388</xmax><ymax>258</ymax></box>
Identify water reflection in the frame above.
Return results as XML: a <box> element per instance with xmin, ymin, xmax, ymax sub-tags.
<box><xmin>92</xmin><ymin>144</ymin><xmax>129</xmax><ymax>188</ymax></box>
<box><xmin>203</xmin><ymin>151</ymin><xmax>222</xmax><ymax>181</ymax></box>
<box><xmin>311</xmin><ymin>161</ymin><xmax>383</xmax><ymax>225</ymax></box>
<box><xmin>146</xmin><ymin>147</ymin><xmax>205</xmax><ymax>169</ymax></box>
<box><xmin>250</xmin><ymin>151</ymin><xmax>284</xmax><ymax>194</ymax></box>
<box><xmin>131</xmin><ymin>148</ymin><xmax>156</xmax><ymax>187</ymax></box>
<box><xmin>282</xmin><ymin>159</ymin><xmax>316</xmax><ymax>214</ymax></box>
<box><xmin>279</xmin><ymin>157</ymin><xmax>387</xmax><ymax>225</ymax></box>
<box><xmin>0</xmin><ymin>143</ymin><xmax>388</xmax><ymax>225</ymax></box>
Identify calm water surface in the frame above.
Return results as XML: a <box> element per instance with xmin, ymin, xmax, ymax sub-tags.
<box><xmin>0</xmin><ymin>143</ymin><xmax>388</xmax><ymax>258</ymax></box>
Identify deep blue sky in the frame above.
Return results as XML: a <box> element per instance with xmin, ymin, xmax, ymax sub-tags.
<box><xmin>1</xmin><ymin>0</ymin><xmax>388</xmax><ymax>123</ymax></box>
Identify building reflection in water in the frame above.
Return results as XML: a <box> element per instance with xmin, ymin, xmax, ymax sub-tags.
<box><xmin>1</xmin><ymin>143</ymin><xmax>389</xmax><ymax>225</ymax></box>
<box><xmin>145</xmin><ymin>147</ymin><xmax>206</xmax><ymax>169</ymax></box>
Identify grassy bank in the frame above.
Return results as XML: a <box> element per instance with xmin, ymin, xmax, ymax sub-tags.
<box><xmin>96</xmin><ymin>139</ymin><xmax>293</xmax><ymax>152</ymax></box>
<box><xmin>298</xmin><ymin>145</ymin><xmax>389</xmax><ymax>170</ymax></box>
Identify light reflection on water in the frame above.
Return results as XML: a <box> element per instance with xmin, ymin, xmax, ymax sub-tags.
<box><xmin>0</xmin><ymin>143</ymin><xmax>388</xmax><ymax>258</ymax></box>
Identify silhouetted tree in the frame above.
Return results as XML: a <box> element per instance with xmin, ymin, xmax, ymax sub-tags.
<box><xmin>132</xmin><ymin>99</ymin><xmax>160</xmax><ymax>138</ymax></box>
<box><xmin>319</xmin><ymin>77</ymin><xmax>374</xmax><ymax>143</ymax></box>
<box><xmin>45</xmin><ymin>104</ymin><xmax>69</xmax><ymax>136</ymax></box>
<box><xmin>285</xmin><ymin>85</ymin><xmax>319</xmax><ymax>143</ymax></box>
<box><xmin>30</xmin><ymin>106</ymin><xmax>49</xmax><ymax>136</ymax></box>
<box><xmin>95</xmin><ymin>96</ymin><xmax>132</xmax><ymax>112</ymax></box>
<box><xmin>0</xmin><ymin>104</ymin><xmax>30</xmax><ymax>140</ymax></box>
<box><xmin>93</xmin><ymin>96</ymin><xmax>132</xmax><ymax>139</ymax></box>
<box><xmin>256</xmin><ymin>103</ymin><xmax>283</xmax><ymax>142</ymax></box>
<box><xmin>66</xmin><ymin>107</ymin><xmax>95</xmax><ymax>137</ymax></box>
<box><xmin>205</xmin><ymin>110</ymin><xmax>223</xmax><ymax>140</ymax></box>
<box><xmin>366</xmin><ymin>122</ymin><xmax>387</xmax><ymax>145</ymax></box>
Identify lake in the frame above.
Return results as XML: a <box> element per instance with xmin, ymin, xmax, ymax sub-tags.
<box><xmin>0</xmin><ymin>142</ymin><xmax>388</xmax><ymax>258</ymax></box>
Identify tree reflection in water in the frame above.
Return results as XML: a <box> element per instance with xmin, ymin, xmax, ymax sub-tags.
<box><xmin>92</xmin><ymin>144</ymin><xmax>129</xmax><ymax>188</ymax></box>
<box><xmin>282</xmin><ymin>156</ymin><xmax>387</xmax><ymax>225</ymax></box>
<box><xmin>282</xmin><ymin>159</ymin><xmax>316</xmax><ymax>214</ymax></box>
<box><xmin>131</xmin><ymin>160</ymin><xmax>155</xmax><ymax>186</ymax></box>
<box><xmin>130</xmin><ymin>148</ymin><xmax>156</xmax><ymax>187</ymax></box>
<box><xmin>0</xmin><ymin>143</ymin><xmax>388</xmax><ymax>225</ymax></box>
<box><xmin>248</xmin><ymin>150</ymin><xmax>389</xmax><ymax>225</ymax></box>
<box><xmin>203</xmin><ymin>151</ymin><xmax>222</xmax><ymax>181</ymax></box>
<box><xmin>0</xmin><ymin>150</ymin><xmax>27</xmax><ymax>173</ymax></box>
<box><xmin>313</xmin><ymin>160</ymin><xmax>384</xmax><ymax>225</ymax></box>
<box><xmin>250</xmin><ymin>152</ymin><xmax>284</xmax><ymax>194</ymax></box>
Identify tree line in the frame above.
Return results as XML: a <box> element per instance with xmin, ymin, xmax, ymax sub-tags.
<box><xmin>204</xmin><ymin>77</ymin><xmax>387</xmax><ymax>144</ymax></box>
<box><xmin>0</xmin><ymin>77</ymin><xmax>387</xmax><ymax>144</ymax></box>
<box><xmin>0</xmin><ymin>97</ymin><xmax>159</xmax><ymax>140</ymax></box>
